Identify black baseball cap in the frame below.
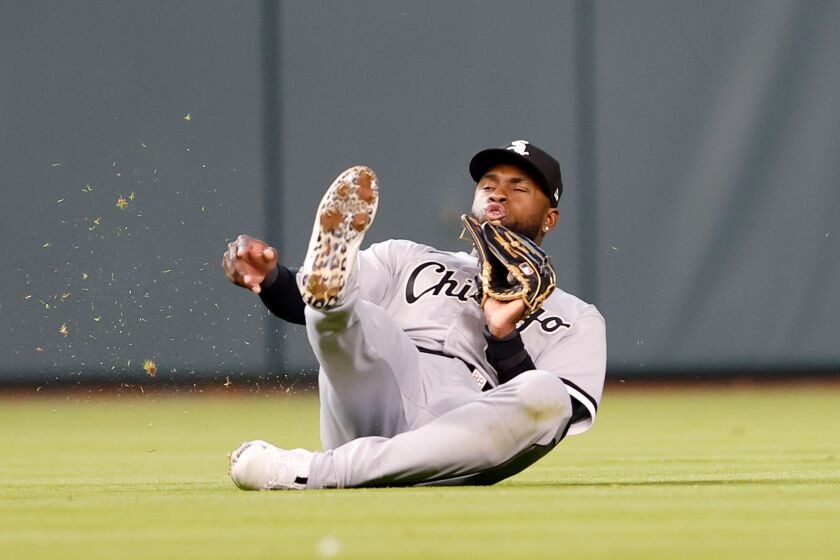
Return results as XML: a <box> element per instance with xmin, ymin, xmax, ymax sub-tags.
<box><xmin>469</xmin><ymin>140</ymin><xmax>563</xmax><ymax>206</ymax></box>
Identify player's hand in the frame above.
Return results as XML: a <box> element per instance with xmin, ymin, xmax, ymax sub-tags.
<box><xmin>483</xmin><ymin>298</ymin><xmax>527</xmax><ymax>339</ymax></box>
<box><xmin>221</xmin><ymin>234</ymin><xmax>279</xmax><ymax>294</ymax></box>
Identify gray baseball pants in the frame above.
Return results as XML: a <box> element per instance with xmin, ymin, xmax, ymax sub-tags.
<box><xmin>303</xmin><ymin>298</ymin><xmax>573</xmax><ymax>488</ymax></box>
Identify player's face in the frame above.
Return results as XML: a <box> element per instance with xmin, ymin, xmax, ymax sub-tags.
<box><xmin>470</xmin><ymin>163</ymin><xmax>559</xmax><ymax>244</ymax></box>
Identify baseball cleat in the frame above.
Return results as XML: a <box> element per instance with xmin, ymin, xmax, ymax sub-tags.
<box><xmin>298</xmin><ymin>165</ymin><xmax>379</xmax><ymax>310</ymax></box>
<box><xmin>229</xmin><ymin>440</ymin><xmax>313</xmax><ymax>490</ymax></box>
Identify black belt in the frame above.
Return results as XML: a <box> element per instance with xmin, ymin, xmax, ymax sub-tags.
<box><xmin>416</xmin><ymin>347</ymin><xmax>493</xmax><ymax>392</ymax></box>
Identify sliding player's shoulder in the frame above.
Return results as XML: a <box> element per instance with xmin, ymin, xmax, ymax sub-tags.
<box><xmin>365</xmin><ymin>239</ymin><xmax>443</xmax><ymax>261</ymax></box>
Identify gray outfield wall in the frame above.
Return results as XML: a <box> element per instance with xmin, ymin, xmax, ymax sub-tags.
<box><xmin>2</xmin><ymin>1</ymin><xmax>839</xmax><ymax>385</ymax></box>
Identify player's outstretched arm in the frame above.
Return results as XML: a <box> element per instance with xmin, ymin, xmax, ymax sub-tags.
<box><xmin>221</xmin><ymin>234</ymin><xmax>279</xmax><ymax>294</ymax></box>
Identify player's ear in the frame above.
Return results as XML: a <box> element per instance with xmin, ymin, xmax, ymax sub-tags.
<box><xmin>543</xmin><ymin>208</ymin><xmax>559</xmax><ymax>232</ymax></box>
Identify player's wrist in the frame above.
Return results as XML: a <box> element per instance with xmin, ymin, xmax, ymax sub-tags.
<box><xmin>486</xmin><ymin>322</ymin><xmax>516</xmax><ymax>339</ymax></box>
<box><xmin>260</xmin><ymin>265</ymin><xmax>279</xmax><ymax>288</ymax></box>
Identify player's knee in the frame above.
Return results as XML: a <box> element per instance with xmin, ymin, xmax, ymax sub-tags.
<box><xmin>512</xmin><ymin>370</ymin><xmax>572</xmax><ymax>437</ymax></box>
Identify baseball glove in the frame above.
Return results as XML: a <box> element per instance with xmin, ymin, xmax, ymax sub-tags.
<box><xmin>461</xmin><ymin>214</ymin><xmax>556</xmax><ymax>315</ymax></box>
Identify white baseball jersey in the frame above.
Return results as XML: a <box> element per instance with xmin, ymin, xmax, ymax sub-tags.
<box><xmin>355</xmin><ymin>238</ymin><xmax>606</xmax><ymax>436</ymax></box>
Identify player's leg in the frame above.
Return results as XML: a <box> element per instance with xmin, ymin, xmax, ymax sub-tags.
<box><xmin>306</xmin><ymin>369</ymin><xmax>572</xmax><ymax>488</ymax></box>
<box><xmin>229</xmin><ymin>345</ymin><xmax>484</xmax><ymax>491</ymax></box>
<box><xmin>292</xmin><ymin>166</ymin><xmax>422</xmax><ymax>445</ymax></box>
<box><xmin>230</xmin><ymin>165</ymin><xmax>426</xmax><ymax>489</ymax></box>
<box><xmin>295</xmin><ymin>165</ymin><xmax>434</xmax><ymax>447</ymax></box>
<box><xmin>230</xmin><ymin>369</ymin><xmax>569</xmax><ymax>489</ymax></box>
<box><xmin>309</xmin><ymin>299</ymin><xmax>428</xmax><ymax>448</ymax></box>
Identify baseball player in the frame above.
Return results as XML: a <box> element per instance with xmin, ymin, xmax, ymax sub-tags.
<box><xmin>222</xmin><ymin>140</ymin><xmax>606</xmax><ymax>489</ymax></box>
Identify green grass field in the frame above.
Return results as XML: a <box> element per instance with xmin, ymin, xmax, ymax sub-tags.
<box><xmin>2</xmin><ymin>382</ymin><xmax>838</xmax><ymax>559</ymax></box>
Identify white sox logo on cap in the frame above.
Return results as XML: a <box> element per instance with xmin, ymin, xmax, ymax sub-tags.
<box><xmin>506</xmin><ymin>140</ymin><xmax>531</xmax><ymax>156</ymax></box>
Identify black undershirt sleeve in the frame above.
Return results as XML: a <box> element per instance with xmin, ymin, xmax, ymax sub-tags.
<box><xmin>483</xmin><ymin>327</ymin><xmax>589</xmax><ymax>422</ymax></box>
<box><xmin>483</xmin><ymin>327</ymin><xmax>536</xmax><ymax>385</ymax></box>
<box><xmin>257</xmin><ymin>265</ymin><xmax>306</xmax><ymax>325</ymax></box>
